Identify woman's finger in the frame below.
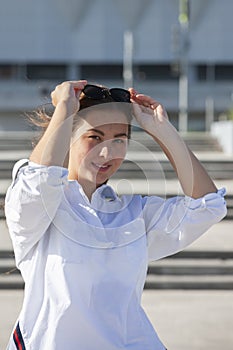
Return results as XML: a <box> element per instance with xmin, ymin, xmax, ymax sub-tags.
<box><xmin>131</xmin><ymin>93</ymin><xmax>160</xmax><ymax>110</ymax></box>
<box><xmin>135</xmin><ymin>94</ymin><xmax>159</xmax><ymax>106</ymax></box>
<box><xmin>73</xmin><ymin>80</ymin><xmax>87</xmax><ymax>91</ymax></box>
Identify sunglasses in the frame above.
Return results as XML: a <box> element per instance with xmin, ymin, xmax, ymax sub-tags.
<box><xmin>82</xmin><ymin>84</ymin><xmax>131</xmax><ymax>103</ymax></box>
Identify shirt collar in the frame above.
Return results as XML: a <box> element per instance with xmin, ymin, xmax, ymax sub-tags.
<box><xmin>67</xmin><ymin>181</ymin><xmax>118</xmax><ymax>204</ymax></box>
<box><xmin>94</xmin><ymin>184</ymin><xmax>118</xmax><ymax>202</ymax></box>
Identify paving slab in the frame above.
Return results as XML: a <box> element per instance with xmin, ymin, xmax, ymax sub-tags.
<box><xmin>142</xmin><ymin>290</ymin><xmax>233</xmax><ymax>350</ymax></box>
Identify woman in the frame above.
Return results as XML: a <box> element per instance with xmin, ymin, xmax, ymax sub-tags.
<box><xmin>5</xmin><ymin>80</ymin><xmax>226</xmax><ymax>350</ymax></box>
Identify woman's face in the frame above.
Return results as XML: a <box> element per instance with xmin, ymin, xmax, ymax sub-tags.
<box><xmin>68</xmin><ymin>108</ymin><xmax>129</xmax><ymax>189</ymax></box>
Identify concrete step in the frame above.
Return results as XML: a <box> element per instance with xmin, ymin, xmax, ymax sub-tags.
<box><xmin>148</xmin><ymin>258</ymin><xmax>233</xmax><ymax>275</ymax></box>
<box><xmin>146</xmin><ymin>253</ymin><xmax>233</xmax><ymax>290</ymax></box>
<box><xmin>1</xmin><ymin>160</ymin><xmax>233</xmax><ymax>180</ymax></box>
<box><xmin>1</xmin><ymin>150</ymin><xmax>233</xmax><ymax>180</ymax></box>
<box><xmin>2</xmin><ymin>193</ymin><xmax>233</xmax><ymax>220</ymax></box>
<box><xmin>1</xmin><ymin>218</ymin><xmax>233</xmax><ymax>290</ymax></box>
<box><xmin>4</xmin><ymin>219</ymin><xmax>233</xmax><ymax>254</ymax></box>
<box><xmin>145</xmin><ymin>274</ymin><xmax>233</xmax><ymax>290</ymax></box>
<box><xmin>1</xmin><ymin>252</ymin><xmax>233</xmax><ymax>290</ymax></box>
<box><xmin>130</xmin><ymin>131</ymin><xmax>223</xmax><ymax>152</ymax></box>
<box><xmin>0</xmin><ymin>131</ymin><xmax>223</xmax><ymax>152</ymax></box>
<box><xmin>0</xmin><ymin>131</ymin><xmax>34</xmax><ymax>151</ymax></box>
<box><xmin>0</xmin><ymin>274</ymin><xmax>24</xmax><ymax>290</ymax></box>
<box><xmin>0</xmin><ymin>258</ymin><xmax>17</xmax><ymax>273</ymax></box>
<box><xmin>113</xmin><ymin>160</ymin><xmax>233</xmax><ymax>180</ymax></box>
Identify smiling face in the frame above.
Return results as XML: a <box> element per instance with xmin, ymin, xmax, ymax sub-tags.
<box><xmin>68</xmin><ymin>107</ymin><xmax>129</xmax><ymax>198</ymax></box>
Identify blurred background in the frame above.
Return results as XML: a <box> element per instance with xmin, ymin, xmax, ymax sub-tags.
<box><xmin>0</xmin><ymin>0</ymin><xmax>232</xmax><ymax>132</ymax></box>
<box><xmin>0</xmin><ymin>1</ymin><xmax>233</xmax><ymax>349</ymax></box>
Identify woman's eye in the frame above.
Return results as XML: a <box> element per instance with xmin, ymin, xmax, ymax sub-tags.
<box><xmin>113</xmin><ymin>138</ymin><xmax>126</xmax><ymax>144</ymax></box>
<box><xmin>89</xmin><ymin>135</ymin><xmax>101</xmax><ymax>141</ymax></box>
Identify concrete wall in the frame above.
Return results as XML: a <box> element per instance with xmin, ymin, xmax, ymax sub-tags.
<box><xmin>211</xmin><ymin>121</ymin><xmax>233</xmax><ymax>155</ymax></box>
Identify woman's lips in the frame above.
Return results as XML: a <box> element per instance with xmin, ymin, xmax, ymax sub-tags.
<box><xmin>91</xmin><ymin>162</ymin><xmax>111</xmax><ymax>172</ymax></box>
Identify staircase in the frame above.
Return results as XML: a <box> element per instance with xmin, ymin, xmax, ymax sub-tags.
<box><xmin>1</xmin><ymin>131</ymin><xmax>233</xmax><ymax>290</ymax></box>
<box><xmin>145</xmin><ymin>251</ymin><xmax>233</xmax><ymax>290</ymax></box>
<box><xmin>130</xmin><ymin>130</ymin><xmax>223</xmax><ymax>153</ymax></box>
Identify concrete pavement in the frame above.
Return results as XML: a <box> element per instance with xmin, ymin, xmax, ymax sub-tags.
<box><xmin>142</xmin><ymin>290</ymin><xmax>233</xmax><ymax>350</ymax></box>
<box><xmin>1</xmin><ymin>290</ymin><xmax>233</xmax><ymax>350</ymax></box>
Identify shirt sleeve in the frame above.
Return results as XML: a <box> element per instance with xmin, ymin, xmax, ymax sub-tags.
<box><xmin>5</xmin><ymin>159</ymin><xmax>68</xmax><ymax>266</ymax></box>
<box><xmin>142</xmin><ymin>189</ymin><xmax>227</xmax><ymax>262</ymax></box>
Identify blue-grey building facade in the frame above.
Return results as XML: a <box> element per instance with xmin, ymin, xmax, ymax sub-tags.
<box><xmin>0</xmin><ymin>0</ymin><xmax>232</xmax><ymax>131</ymax></box>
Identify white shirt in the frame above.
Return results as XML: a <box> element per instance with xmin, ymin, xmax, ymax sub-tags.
<box><xmin>5</xmin><ymin>160</ymin><xmax>227</xmax><ymax>350</ymax></box>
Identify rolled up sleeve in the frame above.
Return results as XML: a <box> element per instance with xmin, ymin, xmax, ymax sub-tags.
<box><xmin>143</xmin><ymin>189</ymin><xmax>227</xmax><ymax>262</ymax></box>
<box><xmin>5</xmin><ymin>160</ymin><xmax>68</xmax><ymax>265</ymax></box>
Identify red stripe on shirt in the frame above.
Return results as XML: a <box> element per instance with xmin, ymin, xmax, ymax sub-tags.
<box><xmin>13</xmin><ymin>329</ymin><xmax>23</xmax><ymax>350</ymax></box>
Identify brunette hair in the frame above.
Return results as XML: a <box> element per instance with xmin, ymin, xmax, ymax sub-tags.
<box><xmin>29</xmin><ymin>84</ymin><xmax>133</xmax><ymax>146</ymax></box>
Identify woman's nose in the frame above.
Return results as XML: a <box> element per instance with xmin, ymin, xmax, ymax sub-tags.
<box><xmin>99</xmin><ymin>145</ymin><xmax>111</xmax><ymax>159</ymax></box>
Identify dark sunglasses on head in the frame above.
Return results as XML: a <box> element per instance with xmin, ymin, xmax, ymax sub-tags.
<box><xmin>82</xmin><ymin>84</ymin><xmax>131</xmax><ymax>103</ymax></box>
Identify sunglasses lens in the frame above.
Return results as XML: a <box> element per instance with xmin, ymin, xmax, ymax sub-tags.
<box><xmin>82</xmin><ymin>85</ymin><xmax>130</xmax><ymax>102</ymax></box>
<box><xmin>83</xmin><ymin>85</ymin><xmax>106</xmax><ymax>99</ymax></box>
<box><xmin>110</xmin><ymin>88</ymin><xmax>131</xmax><ymax>102</ymax></box>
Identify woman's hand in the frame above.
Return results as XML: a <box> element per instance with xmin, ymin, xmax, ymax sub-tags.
<box><xmin>129</xmin><ymin>88</ymin><xmax>169</xmax><ymax>136</ymax></box>
<box><xmin>51</xmin><ymin>80</ymin><xmax>87</xmax><ymax>114</ymax></box>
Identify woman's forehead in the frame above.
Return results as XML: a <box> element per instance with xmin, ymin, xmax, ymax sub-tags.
<box><xmin>82</xmin><ymin>109</ymin><xmax>129</xmax><ymax>128</ymax></box>
<box><xmin>84</xmin><ymin>122</ymin><xmax>129</xmax><ymax>137</ymax></box>
<box><xmin>73</xmin><ymin>114</ymin><xmax>129</xmax><ymax>139</ymax></box>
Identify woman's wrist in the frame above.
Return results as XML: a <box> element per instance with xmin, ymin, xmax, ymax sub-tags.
<box><xmin>147</xmin><ymin>118</ymin><xmax>180</xmax><ymax>146</ymax></box>
<box><xmin>55</xmin><ymin>99</ymin><xmax>78</xmax><ymax>119</ymax></box>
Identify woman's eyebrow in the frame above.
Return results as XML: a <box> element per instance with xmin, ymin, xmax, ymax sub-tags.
<box><xmin>87</xmin><ymin>129</ymin><xmax>128</xmax><ymax>138</ymax></box>
<box><xmin>114</xmin><ymin>133</ymin><xmax>128</xmax><ymax>138</ymax></box>
<box><xmin>87</xmin><ymin>128</ymin><xmax>105</xmax><ymax>136</ymax></box>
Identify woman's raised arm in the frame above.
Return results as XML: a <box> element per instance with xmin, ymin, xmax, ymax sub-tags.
<box><xmin>30</xmin><ymin>80</ymin><xmax>87</xmax><ymax>167</ymax></box>
<box><xmin>130</xmin><ymin>90</ymin><xmax>217</xmax><ymax>199</ymax></box>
